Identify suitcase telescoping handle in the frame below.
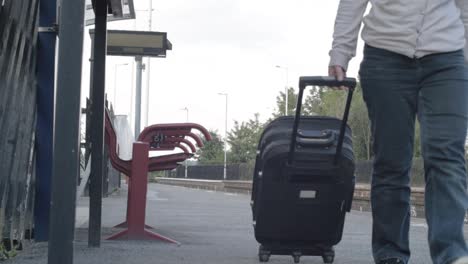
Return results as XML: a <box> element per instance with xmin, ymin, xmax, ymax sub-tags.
<box><xmin>288</xmin><ymin>76</ymin><xmax>357</xmax><ymax>165</ymax></box>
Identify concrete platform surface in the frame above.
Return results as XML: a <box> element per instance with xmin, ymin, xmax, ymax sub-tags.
<box><xmin>8</xmin><ymin>183</ymin><xmax>457</xmax><ymax>264</ymax></box>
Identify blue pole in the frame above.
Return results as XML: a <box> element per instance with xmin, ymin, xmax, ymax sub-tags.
<box><xmin>35</xmin><ymin>0</ymin><xmax>57</xmax><ymax>242</ymax></box>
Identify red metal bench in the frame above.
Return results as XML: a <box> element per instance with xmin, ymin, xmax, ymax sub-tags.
<box><xmin>103</xmin><ymin>110</ymin><xmax>211</xmax><ymax>242</ymax></box>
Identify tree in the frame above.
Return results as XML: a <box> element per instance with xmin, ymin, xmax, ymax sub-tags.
<box><xmin>196</xmin><ymin>130</ymin><xmax>225</xmax><ymax>164</ymax></box>
<box><xmin>271</xmin><ymin>87</ymin><xmax>316</xmax><ymax>119</ymax></box>
<box><xmin>272</xmin><ymin>87</ymin><xmax>299</xmax><ymax>118</ymax></box>
<box><xmin>306</xmin><ymin>84</ymin><xmax>372</xmax><ymax>160</ymax></box>
<box><xmin>306</xmin><ymin>83</ymin><xmax>423</xmax><ymax>160</ymax></box>
<box><xmin>303</xmin><ymin>86</ymin><xmax>325</xmax><ymax>115</ymax></box>
<box><xmin>227</xmin><ymin>113</ymin><xmax>264</xmax><ymax>164</ymax></box>
<box><xmin>263</xmin><ymin>82</ymin><xmax>423</xmax><ymax>161</ymax></box>
<box><xmin>347</xmin><ymin>85</ymin><xmax>372</xmax><ymax>160</ymax></box>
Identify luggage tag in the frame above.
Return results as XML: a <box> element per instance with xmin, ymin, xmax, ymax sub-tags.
<box><xmin>299</xmin><ymin>190</ymin><xmax>317</xmax><ymax>199</ymax></box>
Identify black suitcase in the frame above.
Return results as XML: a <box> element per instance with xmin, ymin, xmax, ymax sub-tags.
<box><xmin>251</xmin><ymin>77</ymin><xmax>357</xmax><ymax>264</ymax></box>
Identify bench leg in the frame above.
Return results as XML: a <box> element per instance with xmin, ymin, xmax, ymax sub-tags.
<box><xmin>107</xmin><ymin>142</ymin><xmax>178</xmax><ymax>244</ymax></box>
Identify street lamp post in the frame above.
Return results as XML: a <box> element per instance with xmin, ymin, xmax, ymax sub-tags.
<box><xmin>181</xmin><ymin>107</ymin><xmax>189</xmax><ymax>178</ymax></box>
<box><xmin>275</xmin><ymin>65</ymin><xmax>289</xmax><ymax>115</ymax></box>
<box><xmin>113</xmin><ymin>63</ymin><xmax>129</xmax><ymax>113</ymax></box>
<box><xmin>218</xmin><ymin>93</ymin><xmax>228</xmax><ymax>180</ymax></box>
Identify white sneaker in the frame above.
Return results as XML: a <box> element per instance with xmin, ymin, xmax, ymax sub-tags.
<box><xmin>452</xmin><ymin>256</ymin><xmax>468</xmax><ymax>264</ymax></box>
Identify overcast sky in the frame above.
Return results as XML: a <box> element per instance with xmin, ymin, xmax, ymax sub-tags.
<box><xmin>81</xmin><ymin>0</ymin><xmax>366</xmax><ymax>138</ymax></box>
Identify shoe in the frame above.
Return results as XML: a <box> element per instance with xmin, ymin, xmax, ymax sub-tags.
<box><xmin>377</xmin><ymin>258</ymin><xmax>405</xmax><ymax>264</ymax></box>
<box><xmin>452</xmin><ymin>256</ymin><xmax>468</xmax><ymax>264</ymax></box>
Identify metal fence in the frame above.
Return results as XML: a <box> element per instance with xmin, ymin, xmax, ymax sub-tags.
<box><xmin>168</xmin><ymin>164</ymin><xmax>255</xmax><ymax>181</ymax></box>
<box><xmin>0</xmin><ymin>0</ymin><xmax>39</xmax><ymax>257</ymax></box>
<box><xmin>168</xmin><ymin>160</ymin><xmax>431</xmax><ymax>187</ymax></box>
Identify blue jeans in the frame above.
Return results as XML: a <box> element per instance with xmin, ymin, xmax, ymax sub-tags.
<box><xmin>359</xmin><ymin>45</ymin><xmax>468</xmax><ymax>264</ymax></box>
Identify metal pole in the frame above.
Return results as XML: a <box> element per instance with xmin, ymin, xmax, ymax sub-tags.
<box><xmin>113</xmin><ymin>65</ymin><xmax>117</xmax><ymax>112</ymax></box>
<box><xmin>224</xmin><ymin>95</ymin><xmax>228</xmax><ymax>180</ymax></box>
<box><xmin>145</xmin><ymin>62</ymin><xmax>151</xmax><ymax>127</ymax></box>
<box><xmin>285</xmin><ymin>67</ymin><xmax>289</xmax><ymax>115</ymax></box>
<box><xmin>144</xmin><ymin>0</ymin><xmax>153</xmax><ymax>127</ymax></box>
<box><xmin>88</xmin><ymin>0</ymin><xmax>107</xmax><ymax>248</ymax></box>
<box><xmin>35</xmin><ymin>0</ymin><xmax>57</xmax><ymax>242</ymax></box>
<box><xmin>129</xmin><ymin>61</ymin><xmax>135</xmax><ymax>131</ymax></box>
<box><xmin>135</xmin><ymin>56</ymin><xmax>144</xmax><ymax>139</ymax></box>
<box><xmin>148</xmin><ymin>0</ymin><xmax>153</xmax><ymax>31</ymax></box>
<box><xmin>113</xmin><ymin>63</ymin><xmax>128</xmax><ymax>113</ymax></box>
<box><xmin>218</xmin><ymin>93</ymin><xmax>228</xmax><ymax>180</ymax></box>
<box><xmin>48</xmin><ymin>0</ymin><xmax>86</xmax><ymax>263</ymax></box>
<box><xmin>181</xmin><ymin>107</ymin><xmax>189</xmax><ymax>178</ymax></box>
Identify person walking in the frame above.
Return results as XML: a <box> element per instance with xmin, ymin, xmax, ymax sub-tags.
<box><xmin>329</xmin><ymin>1</ymin><xmax>468</xmax><ymax>264</ymax></box>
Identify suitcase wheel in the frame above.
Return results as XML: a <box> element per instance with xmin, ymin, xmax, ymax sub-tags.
<box><xmin>292</xmin><ymin>252</ymin><xmax>301</xmax><ymax>263</ymax></box>
<box><xmin>259</xmin><ymin>253</ymin><xmax>270</xmax><ymax>262</ymax></box>
<box><xmin>322</xmin><ymin>250</ymin><xmax>335</xmax><ymax>263</ymax></box>
<box><xmin>258</xmin><ymin>245</ymin><xmax>270</xmax><ymax>262</ymax></box>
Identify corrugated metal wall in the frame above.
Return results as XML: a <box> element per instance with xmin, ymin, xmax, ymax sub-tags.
<box><xmin>0</xmin><ymin>0</ymin><xmax>39</xmax><ymax>257</ymax></box>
